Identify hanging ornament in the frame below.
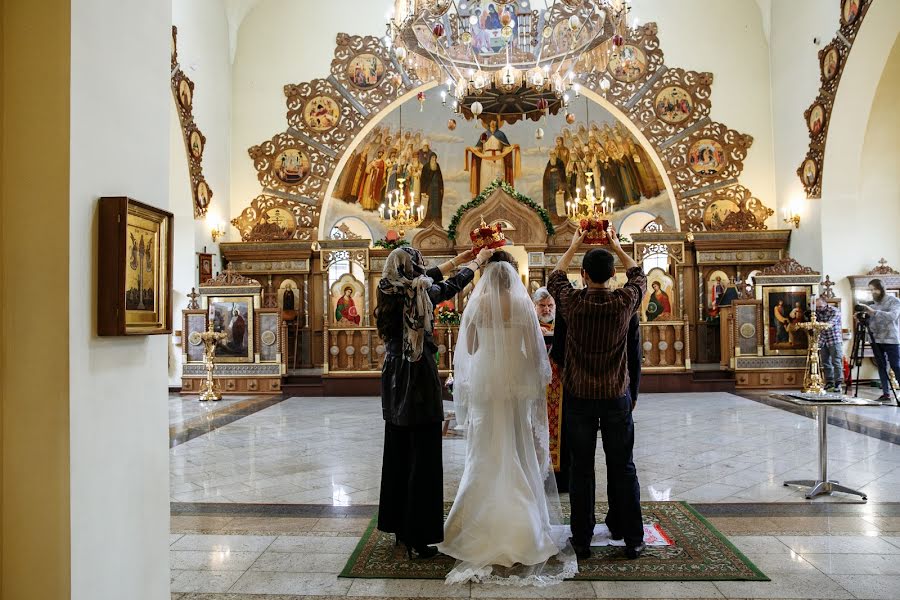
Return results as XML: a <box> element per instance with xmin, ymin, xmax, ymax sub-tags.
<box><xmin>447</xmin><ymin>118</ymin><xmax>457</xmax><ymax>131</ymax></box>
<box><xmin>568</xmin><ymin>15</ymin><xmax>581</xmax><ymax>30</ymax></box>
<box><xmin>613</xmin><ymin>34</ymin><xmax>624</xmax><ymax>47</ymax></box>
<box><xmin>536</xmin><ymin>97</ymin><xmax>549</xmax><ymax>123</ymax></box>
<box><xmin>417</xmin><ymin>91</ymin><xmax>426</xmax><ymax>112</ymax></box>
<box><xmin>500</xmin><ymin>25</ymin><xmax>513</xmax><ymax>39</ymax></box>
<box><xmin>566</xmin><ymin>112</ymin><xmax>576</xmax><ymax>124</ymax></box>
<box><xmin>432</xmin><ymin>23</ymin><xmax>445</xmax><ymax>39</ymax></box>
<box><xmin>599</xmin><ymin>78</ymin><xmax>611</xmax><ymax>92</ymax></box>
<box><xmin>471</xmin><ymin>101</ymin><xmax>484</xmax><ymax>118</ymax></box>
<box><xmin>394</xmin><ymin>46</ymin><xmax>408</xmax><ymax>61</ymax></box>
<box><xmin>535</xmin><ymin>127</ymin><xmax>544</xmax><ymax>140</ymax></box>
<box><xmin>500</xmin><ymin>11</ymin><xmax>512</xmax><ymax>26</ymax></box>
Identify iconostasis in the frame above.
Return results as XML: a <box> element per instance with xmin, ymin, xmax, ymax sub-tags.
<box><xmin>200</xmin><ymin>2</ymin><xmax>806</xmax><ymax>392</ymax></box>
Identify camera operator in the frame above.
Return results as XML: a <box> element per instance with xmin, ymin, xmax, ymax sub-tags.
<box><xmin>815</xmin><ymin>297</ymin><xmax>843</xmax><ymax>393</ymax></box>
<box><xmin>858</xmin><ymin>279</ymin><xmax>900</xmax><ymax>404</ymax></box>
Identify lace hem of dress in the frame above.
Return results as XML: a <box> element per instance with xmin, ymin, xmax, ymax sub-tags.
<box><xmin>444</xmin><ymin>559</ymin><xmax>578</xmax><ymax>587</ymax></box>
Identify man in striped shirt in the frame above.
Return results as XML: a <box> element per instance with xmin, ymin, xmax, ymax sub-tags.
<box><xmin>815</xmin><ymin>297</ymin><xmax>843</xmax><ymax>393</ymax></box>
<box><xmin>547</xmin><ymin>227</ymin><xmax>647</xmax><ymax>561</ymax></box>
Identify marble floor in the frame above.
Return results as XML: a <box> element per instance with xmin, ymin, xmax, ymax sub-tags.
<box><xmin>171</xmin><ymin>393</ymin><xmax>900</xmax><ymax>505</ymax></box>
<box><xmin>169</xmin><ymin>392</ymin><xmax>900</xmax><ymax>598</ymax></box>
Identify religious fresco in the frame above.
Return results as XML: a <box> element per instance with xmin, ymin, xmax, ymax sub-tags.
<box><xmin>641</xmin><ymin>268</ymin><xmax>676</xmax><ymax>323</ymax></box>
<box><xmin>208</xmin><ymin>296</ymin><xmax>254</xmax><ymax>362</ymax></box>
<box><xmin>763</xmin><ymin>287</ymin><xmax>812</xmax><ymax>356</ymax></box>
<box><xmin>326</xmin><ymin>94</ymin><xmax>674</xmax><ymax>236</ymax></box>
<box><xmin>330</xmin><ymin>274</ymin><xmax>365</xmax><ymax>327</ymax></box>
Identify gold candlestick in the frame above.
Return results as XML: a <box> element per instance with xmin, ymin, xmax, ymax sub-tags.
<box><xmin>199</xmin><ymin>323</ymin><xmax>228</xmax><ymax>401</ymax></box>
<box><xmin>798</xmin><ymin>310</ymin><xmax>832</xmax><ymax>395</ymax></box>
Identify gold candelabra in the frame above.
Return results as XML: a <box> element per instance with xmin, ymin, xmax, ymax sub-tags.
<box><xmin>566</xmin><ymin>171</ymin><xmax>614</xmax><ymax>223</ymax></box>
<box><xmin>797</xmin><ymin>309</ymin><xmax>832</xmax><ymax>395</ymax></box>
<box><xmin>379</xmin><ymin>177</ymin><xmax>424</xmax><ymax>237</ymax></box>
<box><xmin>199</xmin><ymin>323</ymin><xmax>228</xmax><ymax>401</ymax></box>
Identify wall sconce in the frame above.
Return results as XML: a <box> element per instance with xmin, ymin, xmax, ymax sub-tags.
<box><xmin>211</xmin><ymin>222</ymin><xmax>226</xmax><ymax>242</ymax></box>
<box><xmin>783</xmin><ymin>206</ymin><xmax>801</xmax><ymax>229</ymax></box>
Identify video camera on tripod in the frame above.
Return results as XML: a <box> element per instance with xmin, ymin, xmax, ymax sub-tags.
<box><xmin>849</xmin><ymin>301</ymin><xmax>898</xmax><ymax>402</ymax></box>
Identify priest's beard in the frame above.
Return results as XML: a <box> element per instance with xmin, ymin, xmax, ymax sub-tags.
<box><xmin>539</xmin><ymin>314</ymin><xmax>555</xmax><ymax>325</ymax></box>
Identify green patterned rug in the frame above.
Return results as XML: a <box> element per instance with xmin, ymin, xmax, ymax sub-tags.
<box><xmin>340</xmin><ymin>501</ymin><xmax>768</xmax><ymax>581</ymax></box>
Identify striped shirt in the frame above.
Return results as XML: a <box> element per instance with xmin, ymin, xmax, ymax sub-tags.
<box><xmin>547</xmin><ymin>267</ymin><xmax>647</xmax><ymax>400</ymax></box>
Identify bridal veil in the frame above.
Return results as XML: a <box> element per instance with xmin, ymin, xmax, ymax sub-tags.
<box><xmin>441</xmin><ymin>261</ymin><xmax>577</xmax><ymax>585</ymax></box>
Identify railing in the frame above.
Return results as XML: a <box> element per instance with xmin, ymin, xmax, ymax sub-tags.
<box><xmin>324</xmin><ymin>326</ymin><xmax>459</xmax><ymax>374</ymax></box>
<box><xmin>639</xmin><ymin>321</ymin><xmax>691</xmax><ymax>370</ymax></box>
<box><xmin>324</xmin><ymin>322</ymin><xmax>689</xmax><ymax>373</ymax></box>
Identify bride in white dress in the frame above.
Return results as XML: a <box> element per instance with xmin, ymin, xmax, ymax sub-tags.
<box><xmin>438</xmin><ymin>258</ymin><xmax>577</xmax><ymax>585</ymax></box>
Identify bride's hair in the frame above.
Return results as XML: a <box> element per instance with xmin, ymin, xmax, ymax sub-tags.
<box><xmin>487</xmin><ymin>250</ymin><xmax>518</xmax><ymax>270</ymax></box>
<box><xmin>485</xmin><ymin>251</ymin><xmax>519</xmax><ymax>291</ymax></box>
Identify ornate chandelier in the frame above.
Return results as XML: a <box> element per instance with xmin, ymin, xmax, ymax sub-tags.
<box><xmin>386</xmin><ymin>0</ymin><xmax>634</xmax><ymax>125</ymax></box>
<box><xmin>567</xmin><ymin>170</ymin><xmax>614</xmax><ymax>222</ymax></box>
<box><xmin>379</xmin><ymin>177</ymin><xmax>425</xmax><ymax>236</ymax></box>
<box><xmin>566</xmin><ymin>170</ymin><xmax>615</xmax><ymax>243</ymax></box>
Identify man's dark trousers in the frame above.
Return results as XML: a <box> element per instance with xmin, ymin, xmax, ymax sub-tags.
<box><xmin>565</xmin><ymin>390</ymin><xmax>642</xmax><ymax>548</ymax></box>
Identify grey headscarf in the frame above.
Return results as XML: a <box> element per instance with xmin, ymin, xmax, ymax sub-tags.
<box><xmin>378</xmin><ymin>247</ymin><xmax>434</xmax><ymax>362</ymax></box>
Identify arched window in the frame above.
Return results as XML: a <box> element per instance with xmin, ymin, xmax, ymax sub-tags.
<box><xmin>618</xmin><ymin>211</ymin><xmax>655</xmax><ymax>238</ymax></box>
<box><xmin>327</xmin><ymin>218</ymin><xmax>371</xmax><ymax>283</ymax></box>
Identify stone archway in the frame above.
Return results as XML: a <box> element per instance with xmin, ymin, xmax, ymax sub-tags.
<box><xmin>234</xmin><ymin>21</ymin><xmax>775</xmax><ymax>242</ymax></box>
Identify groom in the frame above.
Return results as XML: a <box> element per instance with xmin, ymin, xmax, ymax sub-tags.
<box><xmin>547</xmin><ymin>227</ymin><xmax>647</xmax><ymax>560</ymax></box>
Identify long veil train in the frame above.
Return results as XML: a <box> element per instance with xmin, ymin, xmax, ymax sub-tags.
<box><xmin>438</xmin><ymin>262</ymin><xmax>577</xmax><ymax>585</ymax></box>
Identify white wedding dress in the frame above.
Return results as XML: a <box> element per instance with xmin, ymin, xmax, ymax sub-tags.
<box><xmin>438</xmin><ymin>262</ymin><xmax>577</xmax><ymax>585</ymax></box>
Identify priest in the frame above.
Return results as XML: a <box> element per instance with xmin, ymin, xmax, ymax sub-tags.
<box><xmin>532</xmin><ymin>286</ymin><xmax>569</xmax><ymax>492</ymax></box>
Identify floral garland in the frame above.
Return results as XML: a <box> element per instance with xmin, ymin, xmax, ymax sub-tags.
<box><xmin>447</xmin><ymin>179</ymin><xmax>555</xmax><ymax>241</ymax></box>
<box><xmin>373</xmin><ymin>238</ymin><xmax>410</xmax><ymax>250</ymax></box>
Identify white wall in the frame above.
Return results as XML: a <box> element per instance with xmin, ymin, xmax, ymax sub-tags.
<box><xmin>769</xmin><ymin>0</ymin><xmax>840</xmax><ymax>269</ymax></box>
<box><xmin>169</xmin><ymin>0</ymin><xmax>232</xmax><ymax>384</ymax></box>
<box><xmin>820</xmin><ymin>1</ymin><xmax>900</xmax><ymax>296</ymax></box>
<box><xmin>633</xmin><ymin>0</ymin><xmax>776</xmax><ymax>220</ymax></box>
<box><xmin>69</xmin><ymin>0</ymin><xmax>172</xmax><ymax>598</ymax></box>
<box><xmin>230</xmin><ymin>0</ymin><xmax>389</xmax><ymax>231</ymax></box>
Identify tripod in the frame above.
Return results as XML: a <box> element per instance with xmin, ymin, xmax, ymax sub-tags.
<box><xmin>849</xmin><ymin>315</ymin><xmax>899</xmax><ymax>402</ymax></box>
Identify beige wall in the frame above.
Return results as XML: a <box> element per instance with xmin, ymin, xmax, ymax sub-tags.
<box><xmin>1</xmin><ymin>0</ymin><xmax>72</xmax><ymax>597</ymax></box>
<box><xmin>69</xmin><ymin>0</ymin><xmax>172</xmax><ymax>597</ymax></box>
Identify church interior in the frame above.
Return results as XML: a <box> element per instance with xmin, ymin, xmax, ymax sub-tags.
<box><xmin>2</xmin><ymin>0</ymin><xmax>900</xmax><ymax>598</ymax></box>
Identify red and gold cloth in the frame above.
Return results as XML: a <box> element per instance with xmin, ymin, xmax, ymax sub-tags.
<box><xmin>541</xmin><ymin>320</ymin><xmax>563</xmax><ymax>472</ymax></box>
<box><xmin>547</xmin><ymin>358</ymin><xmax>564</xmax><ymax>472</ymax></box>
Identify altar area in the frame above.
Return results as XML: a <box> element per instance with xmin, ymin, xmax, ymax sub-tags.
<box><xmin>178</xmin><ymin>180</ymin><xmax>825</xmax><ymax>396</ymax></box>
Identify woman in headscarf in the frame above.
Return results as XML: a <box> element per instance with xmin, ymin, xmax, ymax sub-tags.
<box><xmin>375</xmin><ymin>245</ymin><xmax>494</xmax><ymax>559</ymax></box>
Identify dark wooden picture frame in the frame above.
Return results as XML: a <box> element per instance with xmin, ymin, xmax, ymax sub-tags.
<box><xmin>198</xmin><ymin>252</ymin><xmax>213</xmax><ymax>285</ymax></box>
<box><xmin>98</xmin><ymin>196</ymin><xmax>174</xmax><ymax>336</ymax></box>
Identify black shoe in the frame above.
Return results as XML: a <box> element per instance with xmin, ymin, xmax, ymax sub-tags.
<box><xmin>624</xmin><ymin>543</ymin><xmax>646</xmax><ymax>560</ymax></box>
<box><xmin>568</xmin><ymin>537</ymin><xmax>591</xmax><ymax>560</ymax></box>
<box><xmin>396</xmin><ymin>537</ymin><xmax>439</xmax><ymax>560</ymax></box>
